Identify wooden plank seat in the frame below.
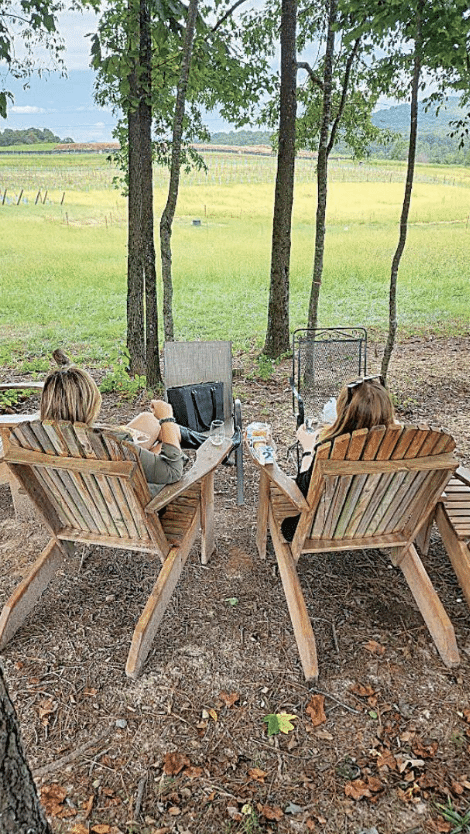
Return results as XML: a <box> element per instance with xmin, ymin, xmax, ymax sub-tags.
<box><xmin>251</xmin><ymin>424</ymin><xmax>460</xmax><ymax>680</ymax></box>
<box><xmin>0</xmin><ymin>419</ymin><xmax>231</xmax><ymax>678</ymax></box>
<box><xmin>434</xmin><ymin>467</ymin><xmax>470</xmax><ymax>609</ymax></box>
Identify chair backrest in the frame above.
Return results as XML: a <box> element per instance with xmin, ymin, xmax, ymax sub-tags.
<box><xmin>5</xmin><ymin>420</ymin><xmax>164</xmax><ymax>553</ymax></box>
<box><xmin>164</xmin><ymin>340</ymin><xmax>233</xmax><ymax>421</ymax></box>
<box><xmin>293</xmin><ymin>424</ymin><xmax>457</xmax><ymax>553</ymax></box>
<box><xmin>292</xmin><ymin>327</ymin><xmax>367</xmax><ymax>422</ymax></box>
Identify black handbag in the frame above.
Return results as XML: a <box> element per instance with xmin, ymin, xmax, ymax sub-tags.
<box><xmin>166</xmin><ymin>381</ymin><xmax>224</xmax><ymax>432</ymax></box>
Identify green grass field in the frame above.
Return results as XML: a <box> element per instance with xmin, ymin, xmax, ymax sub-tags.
<box><xmin>0</xmin><ymin>150</ymin><xmax>469</xmax><ymax>368</ymax></box>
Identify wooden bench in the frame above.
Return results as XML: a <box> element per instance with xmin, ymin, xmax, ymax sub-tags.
<box><xmin>434</xmin><ymin>467</ymin><xmax>470</xmax><ymax>609</ymax></box>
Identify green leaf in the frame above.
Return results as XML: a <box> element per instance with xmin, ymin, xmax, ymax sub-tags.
<box><xmin>263</xmin><ymin>712</ymin><xmax>297</xmax><ymax>735</ymax></box>
<box><xmin>225</xmin><ymin>597</ymin><xmax>238</xmax><ymax>606</ymax></box>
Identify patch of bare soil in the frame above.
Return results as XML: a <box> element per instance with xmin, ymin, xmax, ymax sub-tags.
<box><xmin>1</xmin><ymin>336</ymin><xmax>469</xmax><ymax>834</ymax></box>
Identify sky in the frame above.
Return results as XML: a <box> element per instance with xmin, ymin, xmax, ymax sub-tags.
<box><xmin>1</xmin><ymin>9</ymin><xmax>231</xmax><ymax>143</ymax></box>
<box><xmin>0</xmin><ymin>8</ymin><xmax>402</xmax><ymax>144</ymax></box>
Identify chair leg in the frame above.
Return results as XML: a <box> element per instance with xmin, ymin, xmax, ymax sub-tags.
<box><xmin>126</xmin><ymin>513</ymin><xmax>200</xmax><ymax>679</ymax></box>
<box><xmin>200</xmin><ymin>472</ymin><xmax>215</xmax><ymax>565</ymax></box>
<box><xmin>391</xmin><ymin>543</ymin><xmax>460</xmax><ymax>668</ymax></box>
<box><xmin>435</xmin><ymin>504</ymin><xmax>470</xmax><ymax>609</ymax></box>
<box><xmin>269</xmin><ymin>509</ymin><xmax>318</xmax><ymax>680</ymax></box>
<box><xmin>0</xmin><ymin>537</ymin><xmax>68</xmax><ymax>649</ymax></box>
<box><xmin>234</xmin><ymin>398</ymin><xmax>244</xmax><ymax>506</ymax></box>
<box><xmin>256</xmin><ymin>469</ymin><xmax>269</xmax><ymax>559</ymax></box>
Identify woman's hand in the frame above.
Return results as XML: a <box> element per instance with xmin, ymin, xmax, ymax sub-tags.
<box><xmin>296</xmin><ymin>424</ymin><xmax>320</xmax><ymax>453</ymax></box>
<box><xmin>151</xmin><ymin>399</ymin><xmax>174</xmax><ymax>421</ymax></box>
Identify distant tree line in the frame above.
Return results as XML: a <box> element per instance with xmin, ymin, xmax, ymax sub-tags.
<box><xmin>208</xmin><ymin>129</ymin><xmax>274</xmax><ymax>147</ymax></box>
<box><xmin>0</xmin><ymin>127</ymin><xmax>74</xmax><ymax>146</ymax></box>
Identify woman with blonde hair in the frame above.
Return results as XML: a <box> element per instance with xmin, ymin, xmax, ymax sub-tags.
<box><xmin>282</xmin><ymin>376</ymin><xmax>397</xmax><ymax>541</ymax></box>
<box><xmin>41</xmin><ymin>351</ymin><xmax>185</xmax><ymax>496</ymax></box>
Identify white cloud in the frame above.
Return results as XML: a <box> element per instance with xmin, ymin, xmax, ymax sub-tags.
<box><xmin>11</xmin><ymin>105</ymin><xmax>47</xmax><ymax>114</ymax></box>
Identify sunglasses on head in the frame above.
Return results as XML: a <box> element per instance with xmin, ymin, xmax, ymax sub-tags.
<box><xmin>346</xmin><ymin>375</ymin><xmax>385</xmax><ymax>403</ymax></box>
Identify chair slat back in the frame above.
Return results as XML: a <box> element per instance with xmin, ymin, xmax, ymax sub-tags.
<box><xmin>7</xmin><ymin>420</ymin><xmax>152</xmax><ymax>543</ymax></box>
<box><xmin>304</xmin><ymin>425</ymin><xmax>456</xmax><ymax>544</ymax></box>
<box><xmin>163</xmin><ymin>340</ymin><xmax>233</xmax><ymax>421</ymax></box>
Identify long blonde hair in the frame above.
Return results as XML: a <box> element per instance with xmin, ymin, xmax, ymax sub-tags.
<box><xmin>41</xmin><ymin>357</ymin><xmax>102</xmax><ymax>425</ymax></box>
<box><xmin>319</xmin><ymin>377</ymin><xmax>395</xmax><ymax>446</ymax></box>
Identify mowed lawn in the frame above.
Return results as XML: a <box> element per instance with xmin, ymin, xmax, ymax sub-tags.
<box><xmin>0</xmin><ymin>151</ymin><xmax>469</xmax><ymax>366</ymax></box>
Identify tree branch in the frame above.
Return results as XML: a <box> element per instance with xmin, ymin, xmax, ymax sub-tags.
<box><xmin>297</xmin><ymin>60</ymin><xmax>324</xmax><ymax>89</ymax></box>
<box><xmin>327</xmin><ymin>37</ymin><xmax>360</xmax><ymax>156</ymax></box>
<box><xmin>212</xmin><ymin>0</ymin><xmax>249</xmax><ymax>33</ymax></box>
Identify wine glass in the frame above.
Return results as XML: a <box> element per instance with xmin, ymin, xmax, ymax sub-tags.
<box><xmin>209</xmin><ymin>419</ymin><xmax>224</xmax><ymax>445</ymax></box>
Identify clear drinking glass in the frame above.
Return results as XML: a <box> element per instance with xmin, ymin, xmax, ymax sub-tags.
<box><xmin>209</xmin><ymin>419</ymin><xmax>224</xmax><ymax>445</ymax></box>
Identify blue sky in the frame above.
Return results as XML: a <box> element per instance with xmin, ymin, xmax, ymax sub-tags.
<box><xmin>1</xmin><ymin>9</ymin><xmax>231</xmax><ymax>142</ymax></box>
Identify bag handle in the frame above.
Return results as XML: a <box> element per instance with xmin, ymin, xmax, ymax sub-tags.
<box><xmin>191</xmin><ymin>387</ymin><xmax>213</xmax><ymax>431</ymax></box>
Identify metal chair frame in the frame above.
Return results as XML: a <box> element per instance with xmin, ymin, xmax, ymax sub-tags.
<box><xmin>291</xmin><ymin>327</ymin><xmax>368</xmax><ymax>428</ymax></box>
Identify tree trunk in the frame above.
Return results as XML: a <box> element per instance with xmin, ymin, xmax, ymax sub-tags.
<box><xmin>381</xmin><ymin>18</ymin><xmax>422</xmax><ymax>382</ymax></box>
<box><xmin>307</xmin><ymin>0</ymin><xmax>337</xmax><ymax>333</ymax></box>
<box><xmin>160</xmin><ymin>0</ymin><xmax>199</xmax><ymax>343</ymax></box>
<box><xmin>140</xmin><ymin>0</ymin><xmax>162</xmax><ymax>387</ymax></box>
<box><xmin>127</xmin><ymin>59</ymin><xmax>146</xmax><ymax>376</ymax></box>
<box><xmin>263</xmin><ymin>0</ymin><xmax>297</xmax><ymax>359</ymax></box>
<box><xmin>0</xmin><ymin>664</ymin><xmax>52</xmax><ymax>834</ymax></box>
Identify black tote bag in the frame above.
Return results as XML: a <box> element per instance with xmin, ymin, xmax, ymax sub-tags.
<box><xmin>166</xmin><ymin>381</ymin><xmax>224</xmax><ymax>432</ymax></box>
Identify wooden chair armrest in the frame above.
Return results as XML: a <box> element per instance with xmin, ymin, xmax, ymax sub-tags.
<box><xmin>145</xmin><ymin>436</ymin><xmax>232</xmax><ymax>514</ymax></box>
<box><xmin>455</xmin><ymin>466</ymin><xmax>470</xmax><ymax>487</ymax></box>
<box><xmin>249</xmin><ymin>450</ymin><xmax>309</xmax><ymax>510</ymax></box>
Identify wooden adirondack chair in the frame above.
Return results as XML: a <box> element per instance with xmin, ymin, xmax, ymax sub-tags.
<box><xmin>0</xmin><ymin>419</ymin><xmax>231</xmax><ymax>678</ymax></box>
<box><xmin>252</xmin><ymin>423</ymin><xmax>460</xmax><ymax>680</ymax></box>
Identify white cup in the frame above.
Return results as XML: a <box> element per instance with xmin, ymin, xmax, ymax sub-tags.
<box><xmin>209</xmin><ymin>419</ymin><xmax>224</xmax><ymax>445</ymax></box>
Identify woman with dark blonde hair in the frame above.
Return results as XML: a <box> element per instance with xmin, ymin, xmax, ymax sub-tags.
<box><xmin>41</xmin><ymin>352</ymin><xmax>185</xmax><ymax>496</ymax></box>
<box><xmin>282</xmin><ymin>376</ymin><xmax>397</xmax><ymax>541</ymax></box>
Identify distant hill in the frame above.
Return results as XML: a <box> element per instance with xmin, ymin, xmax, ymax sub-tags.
<box><xmin>209</xmin><ymin>129</ymin><xmax>273</xmax><ymax>146</ymax></box>
<box><xmin>371</xmin><ymin>97</ymin><xmax>465</xmax><ymax>133</ymax></box>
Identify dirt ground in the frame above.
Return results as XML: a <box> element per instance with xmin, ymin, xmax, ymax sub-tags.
<box><xmin>1</xmin><ymin>335</ymin><xmax>469</xmax><ymax>834</ymax></box>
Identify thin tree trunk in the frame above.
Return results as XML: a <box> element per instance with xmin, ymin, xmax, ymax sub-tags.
<box><xmin>381</xmin><ymin>19</ymin><xmax>422</xmax><ymax>382</ymax></box>
<box><xmin>307</xmin><ymin>0</ymin><xmax>336</xmax><ymax>333</ymax></box>
<box><xmin>140</xmin><ymin>0</ymin><xmax>162</xmax><ymax>386</ymax></box>
<box><xmin>160</xmin><ymin>0</ymin><xmax>198</xmax><ymax>343</ymax></box>
<box><xmin>127</xmin><ymin>81</ymin><xmax>146</xmax><ymax>376</ymax></box>
<box><xmin>263</xmin><ymin>0</ymin><xmax>297</xmax><ymax>359</ymax></box>
<box><xmin>0</xmin><ymin>664</ymin><xmax>52</xmax><ymax>833</ymax></box>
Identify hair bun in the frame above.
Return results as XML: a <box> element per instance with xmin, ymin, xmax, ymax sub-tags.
<box><xmin>52</xmin><ymin>349</ymin><xmax>73</xmax><ymax>368</ymax></box>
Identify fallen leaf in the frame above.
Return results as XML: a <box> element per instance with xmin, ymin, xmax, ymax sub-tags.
<box><xmin>451</xmin><ymin>780</ymin><xmax>464</xmax><ymax>795</ymax></box>
<box><xmin>396</xmin><ymin>756</ymin><xmax>425</xmax><ymax>773</ymax></box>
<box><xmin>364</xmin><ymin>639</ymin><xmax>385</xmax><ymax>656</ymax></box>
<box><xmin>260</xmin><ymin>805</ymin><xmax>283</xmax><ymax>821</ymax></box>
<box><xmin>314</xmin><ymin>729</ymin><xmax>333</xmax><ymax>740</ymax></box>
<box><xmin>349</xmin><ymin>683</ymin><xmax>376</xmax><ymax>698</ymax></box>
<box><xmin>247</xmin><ymin>767</ymin><xmax>267</xmax><ymax>783</ymax></box>
<box><xmin>91</xmin><ymin>826</ymin><xmax>111</xmax><ymax>834</ymax></box>
<box><xmin>168</xmin><ymin>807</ymin><xmax>181</xmax><ymax>816</ymax></box>
<box><xmin>306</xmin><ymin>819</ymin><xmax>316</xmax><ymax>830</ymax></box>
<box><xmin>83</xmin><ymin>794</ymin><xmax>94</xmax><ymax>818</ymax></box>
<box><xmin>219</xmin><ymin>691</ymin><xmax>240</xmax><ymax>708</ymax></box>
<box><xmin>263</xmin><ymin>712</ymin><xmax>297</xmax><ymax>736</ymax></box>
<box><xmin>412</xmin><ymin>739</ymin><xmax>438</xmax><ymax>759</ymax></box>
<box><xmin>376</xmin><ymin>749</ymin><xmax>397</xmax><ymax>771</ymax></box>
<box><xmin>163</xmin><ymin>751</ymin><xmax>190</xmax><ymax>775</ymax></box>
<box><xmin>83</xmin><ymin>687</ymin><xmax>98</xmax><ymax>697</ymax></box>
<box><xmin>40</xmin><ymin>783</ymin><xmax>68</xmax><ymax>817</ymax></box>
<box><xmin>227</xmin><ymin>805</ymin><xmax>243</xmax><ymax>822</ymax></box>
<box><xmin>184</xmin><ymin>765</ymin><xmax>203</xmax><ymax>778</ymax></box>
<box><xmin>344</xmin><ymin>779</ymin><xmax>372</xmax><ymax>800</ymax></box>
<box><xmin>38</xmin><ymin>698</ymin><xmax>57</xmax><ymax>725</ymax></box>
<box><xmin>344</xmin><ymin>776</ymin><xmax>383</xmax><ymax>800</ymax></box>
<box><xmin>69</xmin><ymin>826</ymin><xmax>89</xmax><ymax>834</ymax></box>
<box><xmin>207</xmin><ymin>707</ymin><xmax>218</xmax><ymax>722</ymax></box>
<box><xmin>306</xmin><ymin>695</ymin><xmax>326</xmax><ymax>728</ymax></box>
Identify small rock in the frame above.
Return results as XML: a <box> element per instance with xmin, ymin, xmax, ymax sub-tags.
<box><xmin>115</xmin><ymin>718</ymin><xmax>127</xmax><ymax>729</ymax></box>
